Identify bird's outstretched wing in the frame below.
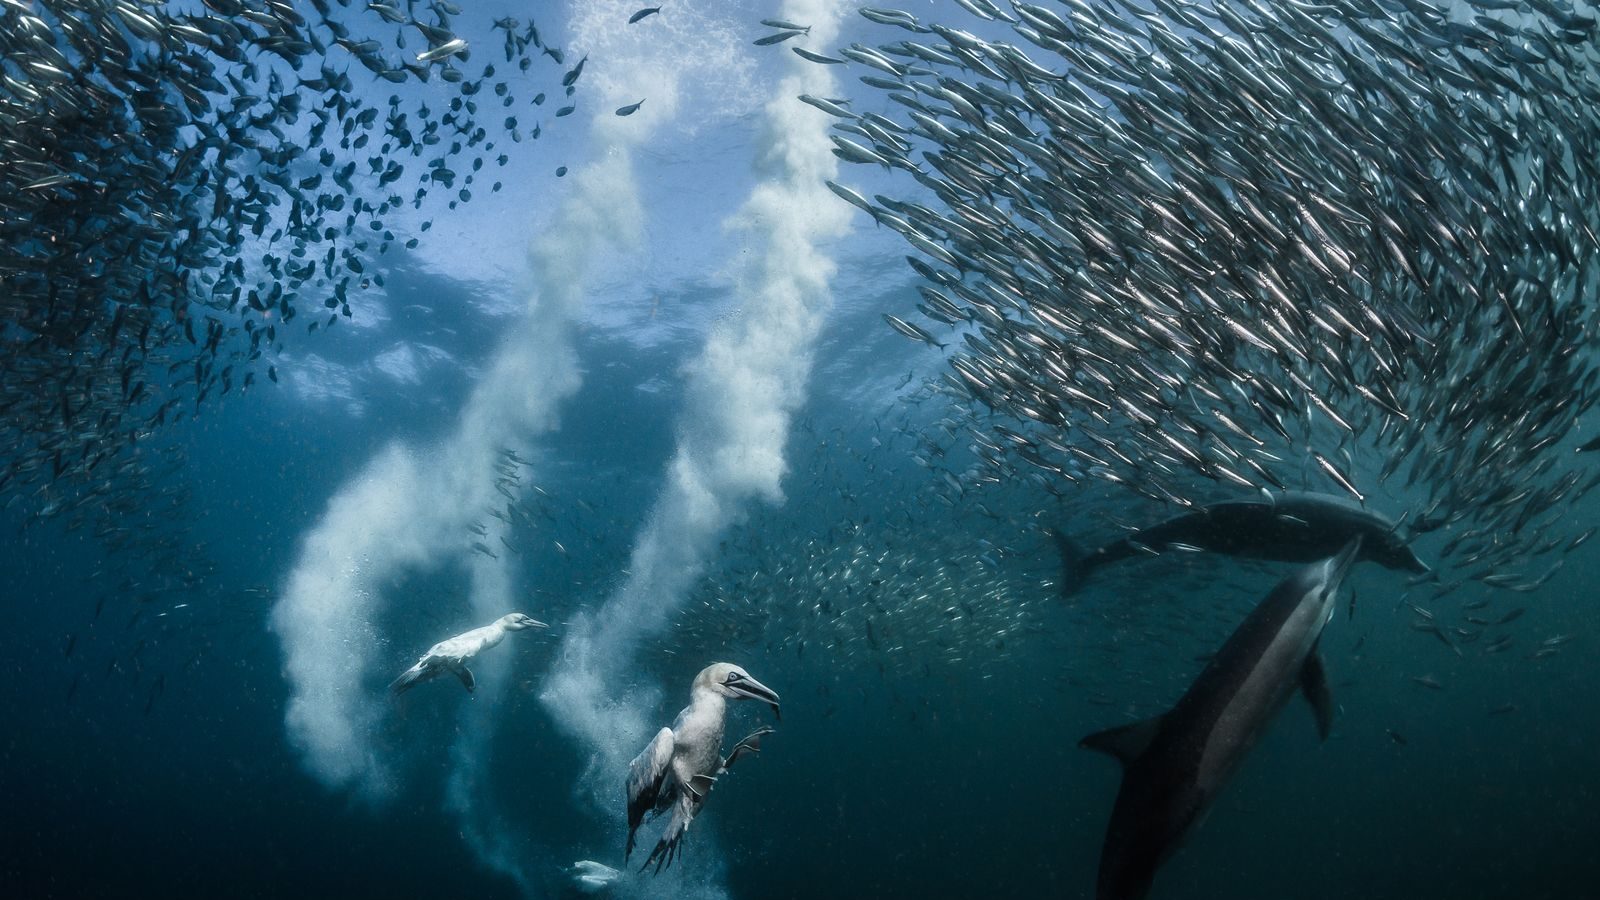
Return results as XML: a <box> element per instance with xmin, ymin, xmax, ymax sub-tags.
<box><xmin>389</xmin><ymin>658</ymin><xmax>433</xmax><ymax>695</ymax></box>
<box><xmin>626</xmin><ymin>727</ymin><xmax>675</xmax><ymax>861</ymax></box>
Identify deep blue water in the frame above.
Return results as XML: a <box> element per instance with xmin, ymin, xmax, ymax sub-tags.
<box><xmin>5</xmin><ymin>279</ymin><xmax>1597</xmax><ymax>899</ymax></box>
<box><xmin>5</xmin><ymin>1</ymin><xmax>1600</xmax><ymax>898</ymax></box>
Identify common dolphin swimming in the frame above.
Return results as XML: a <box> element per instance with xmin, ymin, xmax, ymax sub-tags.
<box><xmin>1053</xmin><ymin>490</ymin><xmax>1426</xmax><ymax>594</ymax></box>
<box><xmin>388</xmin><ymin>612</ymin><xmax>547</xmax><ymax>695</ymax></box>
<box><xmin>626</xmin><ymin>662</ymin><xmax>779</xmax><ymax>872</ymax></box>
<box><xmin>1080</xmin><ymin>538</ymin><xmax>1362</xmax><ymax>900</ymax></box>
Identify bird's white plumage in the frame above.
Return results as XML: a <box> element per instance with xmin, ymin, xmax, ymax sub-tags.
<box><xmin>389</xmin><ymin>612</ymin><xmax>545</xmax><ymax>695</ymax></box>
<box><xmin>624</xmin><ymin>663</ymin><xmax>780</xmax><ymax>871</ymax></box>
<box><xmin>570</xmin><ymin>860</ymin><xmax>621</xmax><ymax>894</ymax></box>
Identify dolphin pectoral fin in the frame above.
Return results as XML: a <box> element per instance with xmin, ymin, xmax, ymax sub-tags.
<box><xmin>1300</xmin><ymin>652</ymin><xmax>1334</xmax><ymax>741</ymax></box>
<box><xmin>1080</xmin><ymin>714</ymin><xmax>1165</xmax><ymax>765</ymax></box>
<box><xmin>452</xmin><ymin>665</ymin><xmax>476</xmax><ymax>693</ymax></box>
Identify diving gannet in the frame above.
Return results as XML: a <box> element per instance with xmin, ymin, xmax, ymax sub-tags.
<box><xmin>389</xmin><ymin>612</ymin><xmax>547</xmax><ymax>695</ymax></box>
<box><xmin>625</xmin><ymin>662</ymin><xmax>779</xmax><ymax>872</ymax></box>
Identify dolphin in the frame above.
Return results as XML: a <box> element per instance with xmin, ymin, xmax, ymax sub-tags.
<box><xmin>1052</xmin><ymin>490</ymin><xmax>1426</xmax><ymax>595</ymax></box>
<box><xmin>1080</xmin><ymin>537</ymin><xmax>1362</xmax><ymax>900</ymax></box>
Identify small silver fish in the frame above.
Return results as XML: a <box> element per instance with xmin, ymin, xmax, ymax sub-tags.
<box><xmin>416</xmin><ymin>37</ymin><xmax>467</xmax><ymax>63</ymax></box>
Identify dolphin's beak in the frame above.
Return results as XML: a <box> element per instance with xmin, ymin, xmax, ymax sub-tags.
<box><xmin>1326</xmin><ymin>535</ymin><xmax>1364</xmax><ymax>592</ymax></box>
<box><xmin>731</xmin><ymin>674</ymin><xmax>780</xmax><ymax>720</ymax></box>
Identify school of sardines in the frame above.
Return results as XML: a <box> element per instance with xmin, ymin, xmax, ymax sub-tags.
<box><xmin>0</xmin><ymin>0</ymin><xmax>577</xmax><ymax>531</ymax></box>
<box><xmin>4</xmin><ymin>1</ymin><xmax>1597</xmax><ymax>895</ymax></box>
<box><xmin>0</xmin><ymin>0</ymin><xmax>582</xmax><ymax>708</ymax></box>
<box><xmin>803</xmin><ymin>0</ymin><xmax>1600</xmax><ymax>595</ymax></box>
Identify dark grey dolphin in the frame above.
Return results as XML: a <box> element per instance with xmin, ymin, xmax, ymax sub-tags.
<box><xmin>1080</xmin><ymin>538</ymin><xmax>1362</xmax><ymax>900</ymax></box>
<box><xmin>1052</xmin><ymin>490</ymin><xmax>1426</xmax><ymax>594</ymax></box>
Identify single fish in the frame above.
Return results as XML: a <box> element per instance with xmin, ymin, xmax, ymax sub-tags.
<box><xmin>754</xmin><ymin>30</ymin><xmax>806</xmax><ymax>46</ymax></box>
<box><xmin>416</xmin><ymin>37</ymin><xmax>467</xmax><ymax>63</ymax></box>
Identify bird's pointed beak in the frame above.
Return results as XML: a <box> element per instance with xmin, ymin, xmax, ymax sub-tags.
<box><xmin>731</xmin><ymin>674</ymin><xmax>780</xmax><ymax>719</ymax></box>
<box><xmin>529</xmin><ymin>618</ymin><xmax>550</xmax><ymax>628</ymax></box>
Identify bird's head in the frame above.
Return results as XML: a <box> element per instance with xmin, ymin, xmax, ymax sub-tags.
<box><xmin>500</xmin><ymin>612</ymin><xmax>549</xmax><ymax>631</ymax></box>
<box><xmin>697</xmin><ymin>662</ymin><xmax>781</xmax><ymax>720</ymax></box>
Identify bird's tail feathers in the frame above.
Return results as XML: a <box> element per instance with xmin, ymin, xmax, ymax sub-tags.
<box><xmin>641</xmin><ymin>793</ymin><xmax>696</xmax><ymax>874</ymax></box>
<box><xmin>389</xmin><ymin>662</ymin><xmax>429</xmax><ymax>695</ymax></box>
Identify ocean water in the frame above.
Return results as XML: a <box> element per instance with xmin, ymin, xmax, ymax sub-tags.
<box><xmin>4</xmin><ymin>1</ymin><xmax>1600</xmax><ymax>899</ymax></box>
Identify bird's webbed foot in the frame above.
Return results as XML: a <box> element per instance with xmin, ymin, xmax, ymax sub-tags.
<box><xmin>720</xmin><ymin>725</ymin><xmax>775</xmax><ymax>772</ymax></box>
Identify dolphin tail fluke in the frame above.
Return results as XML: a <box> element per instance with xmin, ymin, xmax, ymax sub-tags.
<box><xmin>1300</xmin><ymin>651</ymin><xmax>1334</xmax><ymax>740</ymax></box>
<box><xmin>1080</xmin><ymin>714</ymin><xmax>1165</xmax><ymax>766</ymax></box>
<box><xmin>389</xmin><ymin>662</ymin><xmax>429</xmax><ymax>696</ymax></box>
<box><xmin>1049</xmin><ymin>527</ymin><xmax>1091</xmax><ymax>598</ymax></box>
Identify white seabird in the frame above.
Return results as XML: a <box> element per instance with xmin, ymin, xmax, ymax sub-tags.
<box><xmin>625</xmin><ymin>662</ymin><xmax>780</xmax><ymax>872</ymax></box>
<box><xmin>388</xmin><ymin>612</ymin><xmax>547</xmax><ymax>695</ymax></box>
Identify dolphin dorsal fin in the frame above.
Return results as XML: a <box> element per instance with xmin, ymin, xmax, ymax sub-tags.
<box><xmin>1080</xmin><ymin>715</ymin><xmax>1165</xmax><ymax>765</ymax></box>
